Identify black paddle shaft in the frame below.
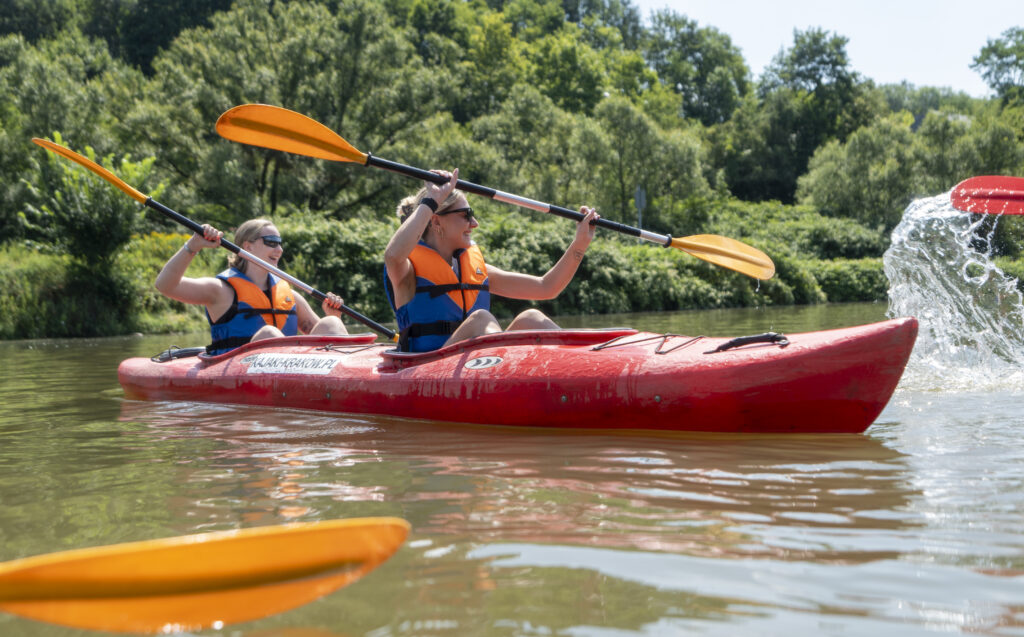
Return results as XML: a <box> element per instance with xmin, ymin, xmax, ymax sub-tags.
<box><xmin>366</xmin><ymin>155</ymin><xmax>650</xmax><ymax>242</ymax></box>
<box><xmin>146</xmin><ymin>198</ymin><xmax>243</xmax><ymax>254</ymax></box>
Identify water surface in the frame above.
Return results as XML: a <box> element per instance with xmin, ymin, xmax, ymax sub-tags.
<box><xmin>2</xmin><ymin>193</ymin><xmax>1024</xmax><ymax>636</ymax></box>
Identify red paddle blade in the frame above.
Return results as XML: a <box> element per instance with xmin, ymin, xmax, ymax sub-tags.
<box><xmin>951</xmin><ymin>176</ymin><xmax>1024</xmax><ymax>215</ymax></box>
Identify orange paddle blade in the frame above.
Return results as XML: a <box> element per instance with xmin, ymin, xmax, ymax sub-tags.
<box><xmin>0</xmin><ymin>516</ymin><xmax>409</xmax><ymax>633</ymax></box>
<box><xmin>951</xmin><ymin>176</ymin><xmax>1024</xmax><ymax>215</ymax></box>
<box><xmin>32</xmin><ymin>138</ymin><xmax>148</xmax><ymax>203</ymax></box>
<box><xmin>671</xmin><ymin>234</ymin><xmax>775</xmax><ymax>280</ymax></box>
<box><xmin>217</xmin><ymin>104</ymin><xmax>368</xmax><ymax>163</ymax></box>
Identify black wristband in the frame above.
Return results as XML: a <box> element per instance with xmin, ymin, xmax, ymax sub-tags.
<box><xmin>420</xmin><ymin>197</ymin><xmax>439</xmax><ymax>212</ymax></box>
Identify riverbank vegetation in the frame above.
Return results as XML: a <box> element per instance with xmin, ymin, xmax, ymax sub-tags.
<box><xmin>1</xmin><ymin>1</ymin><xmax>1022</xmax><ymax>338</ymax></box>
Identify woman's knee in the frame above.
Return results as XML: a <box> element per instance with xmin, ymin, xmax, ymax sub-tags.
<box><xmin>465</xmin><ymin>309</ymin><xmax>499</xmax><ymax>327</ymax></box>
<box><xmin>508</xmin><ymin>308</ymin><xmax>558</xmax><ymax>330</ymax></box>
<box><xmin>447</xmin><ymin>309</ymin><xmax>500</xmax><ymax>345</ymax></box>
<box><xmin>251</xmin><ymin>325</ymin><xmax>285</xmax><ymax>342</ymax></box>
<box><xmin>516</xmin><ymin>308</ymin><xmax>547</xmax><ymax>323</ymax></box>
<box><xmin>310</xmin><ymin>315</ymin><xmax>347</xmax><ymax>335</ymax></box>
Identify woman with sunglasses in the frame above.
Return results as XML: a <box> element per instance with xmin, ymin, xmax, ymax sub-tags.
<box><xmin>384</xmin><ymin>169</ymin><xmax>598</xmax><ymax>353</ymax></box>
<box><xmin>156</xmin><ymin>218</ymin><xmax>347</xmax><ymax>355</ymax></box>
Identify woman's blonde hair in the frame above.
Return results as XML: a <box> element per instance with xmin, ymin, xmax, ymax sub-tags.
<box><xmin>228</xmin><ymin>218</ymin><xmax>276</xmax><ymax>273</ymax></box>
<box><xmin>396</xmin><ymin>187</ymin><xmax>463</xmax><ymax>240</ymax></box>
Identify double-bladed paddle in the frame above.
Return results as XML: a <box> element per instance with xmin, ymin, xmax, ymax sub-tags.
<box><xmin>951</xmin><ymin>176</ymin><xmax>1024</xmax><ymax>215</ymax></box>
<box><xmin>215</xmin><ymin>104</ymin><xmax>776</xmax><ymax>281</ymax></box>
<box><xmin>32</xmin><ymin>138</ymin><xmax>398</xmax><ymax>342</ymax></box>
<box><xmin>0</xmin><ymin>517</ymin><xmax>409</xmax><ymax>633</ymax></box>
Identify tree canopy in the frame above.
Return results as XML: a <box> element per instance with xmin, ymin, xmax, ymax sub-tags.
<box><xmin>973</xmin><ymin>26</ymin><xmax>1024</xmax><ymax>103</ymax></box>
<box><xmin>1</xmin><ymin>0</ymin><xmax>1022</xmax><ymax>338</ymax></box>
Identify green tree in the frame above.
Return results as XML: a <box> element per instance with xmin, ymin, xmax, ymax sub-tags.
<box><xmin>4</xmin><ymin>0</ymin><xmax>235</xmax><ymax>74</ymax></box>
<box><xmin>407</xmin><ymin>0</ymin><xmax>469</xmax><ymax>66</ymax></box>
<box><xmin>914</xmin><ymin>109</ymin><xmax>976</xmax><ymax>190</ymax></box>
<box><xmin>713</xmin><ymin>90</ymin><xmax>804</xmax><ymax>203</ymax></box>
<box><xmin>759</xmin><ymin>28</ymin><xmax>856</xmax><ymax>96</ymax></box>
<box><xmin>719</xmin><ymin>28</ymin><xmax>883</xmax><ymax>203</ymax></box>
<box><xmin>759</xmin><ymin>27</ymin><xmax>880</xmax><ymax>147</ymax></box>
<box><xmin>796</xmin><ymin>113</ymin><xmax>920</xmax><ymax>232</ymax></box>
<box><xmin>972</xmin><ymin>26</ymin><xmax>1024</xmax><ymax>103</ymax></box>
<box><xmin>0</xmin><ymin>30</ymin><xmax>145</xmax><ymax>241</ymax></box>
<box><xmin>967</xmin><ymin>104</ymin><xmax>1024</xmax><ymax>176</ymax></box>
<box><xmin>78</xmin><ymin>0</ymin><xmax>132</xmax><ymax>62</ymax></box>
<box><xmin>879</xmin><ymin>81</ymin><xmax>976</xmax><ymax>128</ymax></box>
<box><xmin>604</xmin><ymin>48</ymin><xmax>659</xmax><ymax>100</ymax></box>
<box><xmin>568</xmin><ymin>0</ymin><xmax>644</xmax><ymax>51</ymax></box>
<box><xmin>525</xmin><ymin>28</ymin><xmax>608</xmax><ymax>113</ymax></box>
<box><xmin>0</xmin><ymin>0</ymin><xmax>81</xmax><ymax>42</ymax></box>
<box><xmin>133</xmin><ymin>0</ymin><xmax>449</xmax><ymax>224</ymax></box>
<box><xmin>458</xmin><ymin>12</ymin><xmax>528</xmax><ymax>121</ymax></box>
<box><xmin>643</xmin><ymin>10</ymin><xmax>749</xmax><ymax>125</ymax></box>
<box><xmin>502</xmin><ymin>0</ymin><xmax>566</xmax><ymax>41</ymax></box>
<box><xmin>118</xmin><ymin>0</ymin><xmax>234</xmax><ymax>73</ymax></box>
<box><xmin>6</xmin><ymin>136</ymin><xmax>164</xmax><ymax>338</ymax></box>
<box><xmin>470</xmin><ymin>86</ymin><xmax>603</xmax><ymax>206</ymax></box>
<box><xmin>21</xmin><ymin>133</ymin><xmax>162</xmax><ymax>269</ymax></box>
<box><xmin>592</xmin><ymin>96</ymin><xmax>708</xmax><ymax>224</ymax></box>
<box><xmin>914</xmin><ymin>104</ymin><xmax>1024</xmax><ymax>192</ymax></box>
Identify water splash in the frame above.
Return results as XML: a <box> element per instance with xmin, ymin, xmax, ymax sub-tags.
<box><xmin>884</xmin><ymin>192</ymin><xmax>1024</xmax><ymax>390</ymax></box>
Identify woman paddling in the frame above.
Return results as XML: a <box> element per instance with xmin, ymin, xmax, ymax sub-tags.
<box><xmin>383</xmin><ymin>169</ymin><xmax>598</xmax><ymax>353</ymax></box>
<box><xmin>156</xmin><ymin>218</ymin><xmax>347</xmax><ymax>355</ymax></box>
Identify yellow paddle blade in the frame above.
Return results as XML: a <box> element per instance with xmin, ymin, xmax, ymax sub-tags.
<box><xmin>32</xmin><ymin>138</ymin><xmax>148</xmax><ymax>204</ymax></box>
<box><xmin>0</xmin><ymin>516</ymin><xmax>409</xmax><ymax>634</ymax></box>
<box><xmin>671</xmin><ymin>234</ymin><xmax>776</xmax><ymax>280</ymax></box>
<box><xmin>217</xmin><ymin>104</ymin><xmax>368</xmax><ymax>163</ymax></box>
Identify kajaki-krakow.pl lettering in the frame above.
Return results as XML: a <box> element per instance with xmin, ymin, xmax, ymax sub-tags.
<box><xmin>240</xmin><ymin>353</ymin><xmax>343</xmax><ymax>375</ymax></box>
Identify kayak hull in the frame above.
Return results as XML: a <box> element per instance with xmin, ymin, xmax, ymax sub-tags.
<box><xmin>118</xmin><ymin>317</ymin><xmax>917</xmax><ymax>434</ymax></box>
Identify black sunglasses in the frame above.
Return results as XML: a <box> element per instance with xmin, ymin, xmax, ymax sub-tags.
<box><xmin>437</xmin><ymin>207</ymin><xmax>475</xmax><ymax>222</ymax></box>
<box><xmin>258</xmin><ymin>235</ymin><xmax>283</xmax><ymax>248</ymax></box>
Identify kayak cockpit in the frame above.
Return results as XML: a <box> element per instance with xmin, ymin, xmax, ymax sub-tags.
<box><xmin>378</xmin><ymin>328</ymin><xmax>639</xmax><ymax>371</ymax></box>
<box><xmin>145</xmin><ymin>333</ymin><xmax>384</xmax><ymax>364</ymax></box>
<box><xmin>198</xmin><ymin>333</ymin><xmax>381</xmax><ymax>361</ymax></box>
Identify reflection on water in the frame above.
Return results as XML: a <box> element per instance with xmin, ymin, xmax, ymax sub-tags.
<box><xmin>118</xmin><ymin>402</ymin><xmax>918</xmax><ymax>564</ymax></box>
<box><xmin>3</xmin><ymin>303</ymin><xmax>1024</xmax><ymax>635</ymax></box>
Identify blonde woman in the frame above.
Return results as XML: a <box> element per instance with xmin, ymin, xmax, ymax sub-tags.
<box><xmin>156</xmin><ymin>218</ymin><xmax>347</xmax><ymax>355</ymax></box>
<box><xmin>384</xmin><ymin>169</ymin><xmax>598</xmax><ymax>352</ymax></box>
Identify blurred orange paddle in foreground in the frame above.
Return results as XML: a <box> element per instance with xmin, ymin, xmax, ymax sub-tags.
<box><xmin>0</xmin><ymin>517</ymin><xmax>409</xmax><ymax>633</ymax></box>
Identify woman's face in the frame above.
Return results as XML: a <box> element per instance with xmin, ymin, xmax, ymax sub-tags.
<box><xmin>244</xmin><ymin>224</ymin><xmax>284</xmax><ymax>268</ymax></box>
<box><xmin>435</xmin><ymin>195</ymin><xmax>478</xmax><ymax>248</ymax></box>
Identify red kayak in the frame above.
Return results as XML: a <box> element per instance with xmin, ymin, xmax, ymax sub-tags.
<box><xmin>118</xmin><ymin>317</ymin><xmax>917</xmax><ymax>434</ymax></box>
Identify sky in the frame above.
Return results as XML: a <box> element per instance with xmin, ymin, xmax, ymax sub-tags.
<box><xmin>629</xmin><ymin>0</ymin><xmax>1020</xmax><ymax>97</ymax></box>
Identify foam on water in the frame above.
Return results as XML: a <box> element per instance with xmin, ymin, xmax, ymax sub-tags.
<box><xmin>884</xmin><ymin>191</ymin><xmax>1024</xmax><ymax>391</ymax></box>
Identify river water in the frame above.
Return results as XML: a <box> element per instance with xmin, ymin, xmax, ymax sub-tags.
<box><xmin>1</xmin><ymin>194</ymin><xmax>1023</xmax><ymax>636</ymax></box>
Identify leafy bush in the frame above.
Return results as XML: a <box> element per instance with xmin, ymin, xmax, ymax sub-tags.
<box><xmin>115</xmin><ymin>231</ymin><xmax>219</xmax><ymax>333</ymax></box>
<box><xmin>995</xmin><ymin>257</ymin><xmax>1024</xmax><ymax>292</ymax></box>
<box><xmin>0</xmin><ymin>245</ymin><xmax>69</xmax><ymax>339</ymax></box>
<box><xmin>0</xmin><ymin>245</ymin><xmax>138</xmax><ymax>338</ymax></box>
<box><xmin>19</xmin><ymin>132</ymin><xmax>163</xmax><ymax>269</ymax></box>
<box><xmin>1</xmin><ymin>202</ymin><xmax>892</xmax><ymax>339</ymax></box>
<box><xmin>804</xmin><ymin>257</ymin><xmax>887</xmax><ymax>303</ymax></box>
<box><xmin>279</xmin><ymin>214</ymin><xmax>398</xmax><ymax>324</ymax></box>
<box><xmin>704</xmin><ymin>198</ymin><xmax>889</xmax><ymax>259</ymax></box>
